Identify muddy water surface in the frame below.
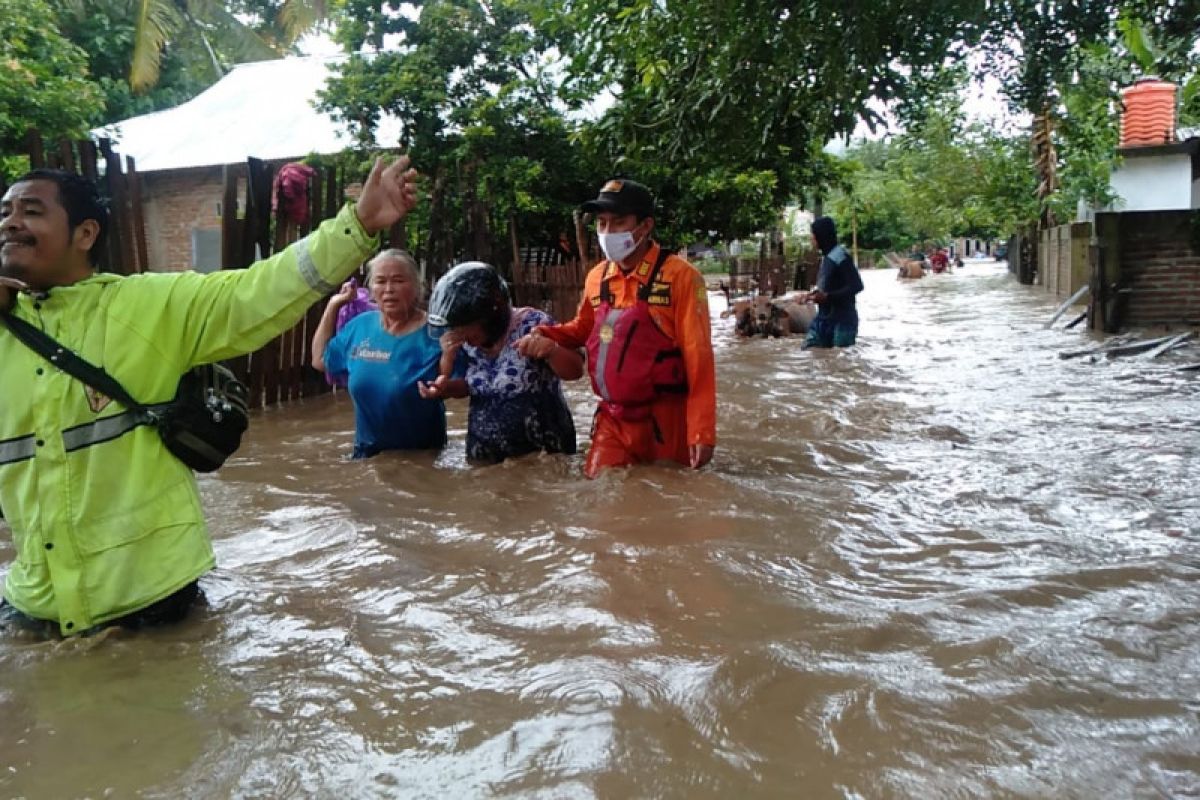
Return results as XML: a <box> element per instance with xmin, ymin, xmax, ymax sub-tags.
<box><xmin>2</xmin><ymin>261</ymin><xmax>1198</xmax><ymax>798</ymax></box>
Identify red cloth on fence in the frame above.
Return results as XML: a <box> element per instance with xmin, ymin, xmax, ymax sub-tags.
<box><xmin>272</xmin><ymin>163</ymin><xmax>317</xmax><ymax>227</ymax></box>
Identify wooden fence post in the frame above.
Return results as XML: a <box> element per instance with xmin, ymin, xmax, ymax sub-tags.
<box><xmin>124</xmin><ymin>156</ymin><xmax>148</xmax><ymax>273</ymax></box>
<box><xmin>220</xmin><ymin>165</ymin><xmax>241</xmax><ymax>269</ymax></box>
<box><xmin>56</xmin><ymin>140</ymin><xmax>77</xmax><ymax>172</ymax></box>
<box><xmin>98</xmin><ymin>139</ymin><xmax>135</xmax><ymax>274</ymax></box>
<box><xmin>25</xmin><ymin>130</ymin><xmax>45</xmax><ymax>168</ymax></box>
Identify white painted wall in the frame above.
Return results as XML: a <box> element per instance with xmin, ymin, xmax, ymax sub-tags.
<box><xmin>1109</xmin><ymin>153</ymin><xmax>1196</xmax><ymax>211</ymax></box>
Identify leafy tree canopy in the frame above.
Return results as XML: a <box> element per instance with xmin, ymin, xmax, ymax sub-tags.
<box><xmin>319</xmin><ymin>0</ymin><xmax>601</xmax><ymax>271</ymax></box>
<box><xmin>0</xmin><ymin>0</ymin><xmax>103</xmax><ymax>152</ymax></box>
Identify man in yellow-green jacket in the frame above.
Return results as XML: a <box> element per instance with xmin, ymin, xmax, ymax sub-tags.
<box><xmin>0</xmin><ymin>156</ymin><xmax>418</xmax><ymax>637</ymax></box>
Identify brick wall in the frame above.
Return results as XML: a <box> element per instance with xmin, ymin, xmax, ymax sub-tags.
<box><xmin>140</xmin><ymin>166</ymin><xmax>233</xmax><ymax>272</ymax></box>
<box><xmin>1118</xmin><ymin>210</ymin><xmax>1200</xmax><ymax>327</ymax></box>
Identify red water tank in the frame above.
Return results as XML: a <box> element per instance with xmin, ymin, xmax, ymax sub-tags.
<box><xmin>1120</xmin><ymin>78</ymin><xmax>1177</xmax><ymax>147</ymax></box>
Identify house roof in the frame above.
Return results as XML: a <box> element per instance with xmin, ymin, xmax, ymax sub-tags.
<box><xmin>95</xmin><ymin>57</ymin><xmax>401</xmax><ymax>173</ymax></box>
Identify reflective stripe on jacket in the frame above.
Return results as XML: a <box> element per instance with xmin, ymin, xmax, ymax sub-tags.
<box><xmin>585</xmin><ymin>249</ymin><xmax>686</xmax><ymax>418</ymax></box>
<box><xmin>0</xmin><ymin>204</ymin><xmax>378</xmax><ymax>634</ymax></box>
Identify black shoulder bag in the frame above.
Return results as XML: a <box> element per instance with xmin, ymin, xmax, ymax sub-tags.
<box><xmin>1</xmin><ymin>312</ymin><xmax>250</xmax><ymax>472</ymax></box>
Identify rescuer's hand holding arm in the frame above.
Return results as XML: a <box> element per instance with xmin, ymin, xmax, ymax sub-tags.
<box><xmin>515</xmin><ymin>329</ymin><xmax>585</xmax><ymax>381</ymax></box>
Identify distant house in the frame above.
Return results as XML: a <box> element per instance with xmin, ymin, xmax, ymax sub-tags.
<box><xmin>96</xmin><ymin>57</ymin><xmax>398</xmax><ymax>273</ymax></box>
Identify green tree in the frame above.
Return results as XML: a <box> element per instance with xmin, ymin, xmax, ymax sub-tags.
<box><xmin>320</xmin><ymin>0</ymin><xmax>599</xmax><ymax>274</ymax></box>
<box><xmin>1116</xmin><ymin>2</ymin><xmax>1200</xmax><ymax>125</ymax></box>
<box><xmin>830</xmin><ymin>117</ymin><xmax>1038</xmax><ymax>253</ymax></box>
<box><xmin>976</xmin><ymin>0</ymin><xmax>1113</xmax><ymax>228</ymax></box>
<box><xmin>554</xmin><ymin>0</ymin><xmax>983</xmax><ymax>215</ymax></box>
<box><xmin>971</xmin><ymin>0</ymin><xmax>1200</xmax><ymax>229</ymax></box>
<box><xmin>126</xmin><ymin>0</ymin><xmax>328</xmax><ymax>93</ymax></box>
<box><xmin>53</xmin><ymin>0</ymin><xmax>214</xmax><ymax>124</ymax></box>
<box><xmin>46</xmin><ymin>0</ymin><xmax>337</xmax><ymax>125</ymax></box>
<box><xmin>0</xmin><ymin>0</ymin><xmax>103</xmax><ymax>155</ymax></box>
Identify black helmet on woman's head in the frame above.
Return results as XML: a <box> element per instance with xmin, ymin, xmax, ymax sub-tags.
<box><xmin>428</xmin><ymin>261</ymin><xmax>511</xmax><ymax>346</ymax></box>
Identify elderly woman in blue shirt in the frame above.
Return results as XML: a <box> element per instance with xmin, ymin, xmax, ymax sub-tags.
<box><xmin>312</xmin><ymin>249</ymin><xmax>461</xmax><ymax>458</ymax></box>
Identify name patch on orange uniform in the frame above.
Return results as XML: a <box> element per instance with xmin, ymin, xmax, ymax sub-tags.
<box><xmin>647</xmin><ymin>281</ymin><xmax>672</xmax><ymax>306</ymax></box>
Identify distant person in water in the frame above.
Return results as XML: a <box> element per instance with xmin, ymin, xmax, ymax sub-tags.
<box><xmin>312</xmin><ymin>249</ymin><xmax>460</xmax><ymax>458</ymax></box>
<box><xmin>805</xmin><ymin>216</ymin><xmax>864</xmax><ymax>348</ymax></box>
<box><xmin>418</xmin><ymin>262</ymin><xmax>581</xmax><ymax>464</ymax></box>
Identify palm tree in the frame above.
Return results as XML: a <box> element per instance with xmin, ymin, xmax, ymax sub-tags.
<box><xmin>130</xmin><ymin>0</ymin><xmax>328</xmax><ymax>92</ymax></box>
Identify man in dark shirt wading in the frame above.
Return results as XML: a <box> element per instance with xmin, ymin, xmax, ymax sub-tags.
<box><xmin>805</xmin><ymin>215</ymin><xmax>864</xmax><ymax>349</ymax></box>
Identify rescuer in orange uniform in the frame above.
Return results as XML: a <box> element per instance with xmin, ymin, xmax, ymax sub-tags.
<box><xmin>517</xmin><ymin>179</ymin><xmax>716</xmax><ymax>477</ymax></box>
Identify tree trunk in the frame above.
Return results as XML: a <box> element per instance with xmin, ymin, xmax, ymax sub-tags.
<box><xmin>425</xmin><ymin>166</ymin><xmax>447</xmax><ymax>278</ymax></box>
<box><xmin>1032</xmin><ymin>107</ymin><xmax>1059</xmax><ymax>230</ymax></box>
<box><xmin>509</xmin><ymin>213</ymin><xmax>521</xmax><ymax>283</ymax></box>
<box><xmin>461</xmin><ymin>159</ymin><xmax>491</xmax><ymax>264</ymax></box>
<box><xmin>573</xmin><ymin>209</ymin><xmax>591</xmax><ymax>267</ymax></box>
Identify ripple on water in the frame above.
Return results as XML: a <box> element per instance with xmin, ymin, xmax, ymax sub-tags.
<box><xmin>4</xmin><ymin>264</ymin><xmax>1200</xmax><ymax>796</ymax></box>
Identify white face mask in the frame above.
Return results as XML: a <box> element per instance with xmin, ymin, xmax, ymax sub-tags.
<box><xmin>598</xmin><ymin>229</ymin><xmax>643</xmax><ymax>263</ymax></box>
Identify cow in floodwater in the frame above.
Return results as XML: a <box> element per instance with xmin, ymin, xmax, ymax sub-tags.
<box><xmin>722</xmin><ymin>293</ymin><xmax>816</xmax><ymax>338</ymax></box>
<box><xmin>897</xmin><ymin>259</ymin><xmax>926</xmax><ymax>279</ymax></box>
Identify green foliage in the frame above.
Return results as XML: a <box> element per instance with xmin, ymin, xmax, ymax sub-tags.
<box><xmin>52</xmin><ymin>0</ymin><xmax>211</xmax><ymax>124</ymax></box>
<box><xmin>1054</xmin><ymin>47</ymin><xmax>1121</xmax><ymax>215</ymax></box>
<box><xmin>693</xmin><ymin>256</ymin><xmax>728</xmax><ymax>275</ymax></box>
<box><xmin>559</xmin><ymin>0</ymin><xmax>979</xmax><ymax>161</ymax></box>
<box><xmin>124</xmin><ymin>0</ymin><xmax>311</xmax><ymax>93</ymax></box>
<box><xmin>830</xmin><ymin>117</ymin><xmax>1039</xmax><ymax>252</ymax></box>
<box><xmin>1116</xmin><ymin>1</ymin><xmax>1200</xmax><ymax>126</ymax></box>
<box><xmin>969</xmin><ymin>1</ymin><xmax>1199</xmax><ymax>229</ymax></box>
<box><xmin>977</xmin><ymin>1</ymin><xmax>1113</xmax><ymax>115</ymax></box>
<box><xmin>43</xmin><ymin>0</ymin><xmax>329</xmax><ymax>126</ymax></box>
<box><xmin>319</xmin><ymin>0</ymin><xmax>599</xmax><ymax>273</ymax></box>
<box><xmin>0</xmin><ymin>0</ymin><xmax>103</xmax><ymax>155</ymax></box>
<box><xmin>553</xmin><ymin>0</ymin><xmax>982</xmax><ymax>245</ymax></box>
<box><xmin>0</xmin><ymin>0</ymin><xmax>103</xmax><ymax>172</ymax></box>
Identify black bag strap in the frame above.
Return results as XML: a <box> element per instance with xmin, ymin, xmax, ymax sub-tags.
<box><xmin>599</xmin><ymin>244</ymin><xmax>672</xmax><ymax>305</ymax></box>
<box><xmin>1</xmin><ymin>311</ymin><xmax>150</xmax><ymax>416</ymax></box>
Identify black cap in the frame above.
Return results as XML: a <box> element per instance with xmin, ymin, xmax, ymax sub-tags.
<box><xmin>580</xmin><ymin>178</ymin><xmax>655</xmax><ymax>218</ymax></box>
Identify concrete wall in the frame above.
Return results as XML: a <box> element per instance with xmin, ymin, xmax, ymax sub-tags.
<box><xmin>1039</xmin><ymin>222</ymin><xmax>1091</xmax><ymax>298</ymax></box>
<box><xmin>1109</xmin><ymin>153</ymin><xmax>1194</xmax><ymax>211</ymax></box>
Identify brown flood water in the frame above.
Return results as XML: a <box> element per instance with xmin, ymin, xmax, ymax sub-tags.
<box><xmin>2</xmin><ymin>260</ymin><xmax>1199</xmax><ymax>798</ymax></box>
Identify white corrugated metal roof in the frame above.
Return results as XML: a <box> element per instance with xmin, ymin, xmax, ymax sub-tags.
<box><xmin>95</xmin><ymin>57</ymin><xmax>401</xmax><ymax>173</ymax></box>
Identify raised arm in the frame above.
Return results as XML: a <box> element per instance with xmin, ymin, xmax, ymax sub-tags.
<box><xmin>311</xmin><ymin>282</ymin><xmax>356</xmax><ymax>372</ymax></box>
<box><xmin>114</xmin><ymin>157</ymin><xmax>419</xmax><ymax>373</ymax></box>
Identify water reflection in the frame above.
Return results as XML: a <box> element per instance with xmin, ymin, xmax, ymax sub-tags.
<box><xmin>2</xmin><ymin>262</ymin><xmax>1199</xmax><ymax>797</ymax></box>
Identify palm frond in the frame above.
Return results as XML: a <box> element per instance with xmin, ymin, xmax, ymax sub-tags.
<box><xmin>279</xmin><ymin>0</ymin><xmax>328</xmax><ymax>45</ymax></box>
<box><xmin>130</xmin><ymin>0</ymin><xmax>182</xmax><ymax>92</ymax></box>
<box><xmin>190</xmin><ymin>1</ymin><xmax>286</xmax><ymax>61</ymax></box>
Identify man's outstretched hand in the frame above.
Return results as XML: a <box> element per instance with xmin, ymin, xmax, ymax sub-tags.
<box><xmin>355</xmin><ymin>155</ymin><xmax>419</xmax><ymax>236</ymax></box>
